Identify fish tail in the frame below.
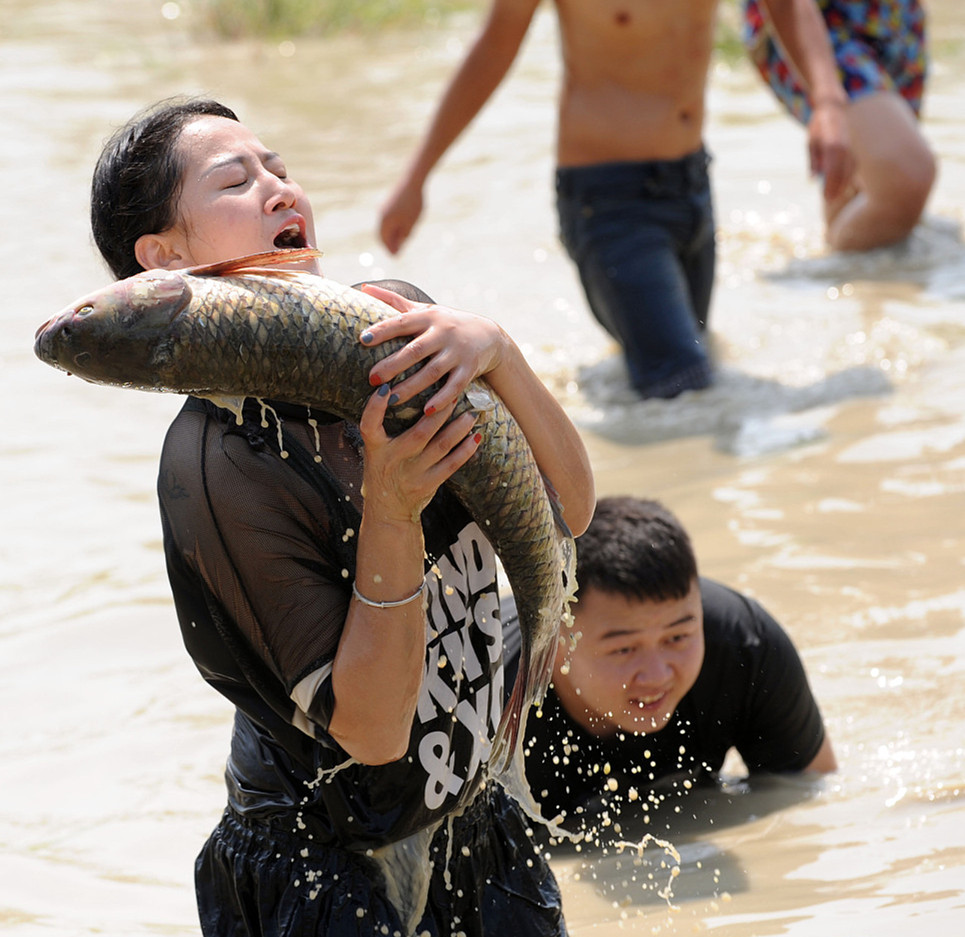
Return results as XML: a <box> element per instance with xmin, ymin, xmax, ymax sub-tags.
<box><xmin>490</xmin><ymin>633</ymin><xmax>557</xmax><ymax>777</ymax></box>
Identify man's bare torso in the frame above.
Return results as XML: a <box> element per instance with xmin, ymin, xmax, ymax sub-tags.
<box><xmin>552</xmin><ymin>0</ymin><xmax>719</xmax><ymax>166</ymax></box>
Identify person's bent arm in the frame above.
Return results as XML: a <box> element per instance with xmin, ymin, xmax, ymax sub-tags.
<box><xmin>760</xmin><ymin>0</ymin><xmax>854</xmax><ymax>200</ymax></box>
<box><xmin>328</xmin><ymin>389</ymin><xmax>482</xmax><ymax>763</ymax></box>
<box><xmin>379</xmin><ymin>0</ymin><xmax>540</xmax><ymax>254</ymax></box>
<box><xmin>804</xmin><ymin>734</ymin><xmax>837</xmax><ymax>773</ymax></box>
<box><xmin>480</xmin><ymin>329</ymin><xmax>595</xmax><ymax>537</ymax></box>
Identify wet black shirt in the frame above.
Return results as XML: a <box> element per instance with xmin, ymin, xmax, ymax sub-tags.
<box><xmin>506</xmin><ymin>579</ymin><xmax>827</xmax><ymax>832</ymax></box>
<box><xmin>159</xmin><ymin>397</ymin><xmax>505</xmax><ymax>851</ymax></box>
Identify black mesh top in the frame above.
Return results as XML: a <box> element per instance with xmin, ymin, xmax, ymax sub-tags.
<box><xmin>158</xmin><ymin>396</ymin><xmax>506</xmax><ymax>849</ymax></box>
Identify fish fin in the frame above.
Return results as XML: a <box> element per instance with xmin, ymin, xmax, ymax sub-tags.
<box><xmin>465</xmin><ymin>387</ymin><xmax>496</xmax><ymax>412</ymax></box>
<box><xmin>541</xmin><ymin>472</ymin><xmax>573</xmax><ymax>540</ymax></box>
<box><xmin>490</xmin><ymin>633</ymin><xmax>557</xmax><ymax>777</ymax></box>
<box><xmin>185</xmin><ymin>248</ymin><xmax>323</xmax><ymax>278</ymax></box>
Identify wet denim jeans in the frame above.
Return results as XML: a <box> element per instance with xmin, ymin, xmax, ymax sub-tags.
<box><xmin>556</xmin><ymin>149</ymin><xmax>715</xmax><ymax>398</ymax></box>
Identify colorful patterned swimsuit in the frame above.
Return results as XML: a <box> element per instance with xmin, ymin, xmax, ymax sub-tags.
<box><xmin>743</xmin><ymin>0</ymin><xmax>928</xmax><ymax>123</ymax></box>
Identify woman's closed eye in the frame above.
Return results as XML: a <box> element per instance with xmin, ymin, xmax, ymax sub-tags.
<box><xmin>219</xmin><ymin>171</ymin><xmax>249</xmax><ymax>190</ymax></box>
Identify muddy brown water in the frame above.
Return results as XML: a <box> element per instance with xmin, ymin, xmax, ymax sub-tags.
<box><xmin>2</xmin><ymin>2</ymin><xmax>963</xmax><ymax>933</ymax></box>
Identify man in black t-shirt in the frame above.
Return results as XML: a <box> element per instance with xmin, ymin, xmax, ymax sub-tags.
<box><xmin>505</xmin><ymin>496</ymin><xmax>836</xmax><ymax>840</ymax></box>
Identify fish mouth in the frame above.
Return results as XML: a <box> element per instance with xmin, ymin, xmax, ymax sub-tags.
<box><xmin>35</xmin><ymin>315</ymin><xmax>57</xmax><ymax>341</ymax></box>
<box><xmin>273</xmin><ymin>217</ymin><xmax>308</xmax><ymax>250</ymax></box>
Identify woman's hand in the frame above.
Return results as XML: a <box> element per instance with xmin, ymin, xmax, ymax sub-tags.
<box><xmin>358</xmin><ymin>380</ymin><xmax>482</xmax><ymax>525</ymax></box>
<box><xmin>358</xmin><ymin>283</ymin><xmax>594</xmax><ymax>537</ymax></box>
<box><xmin>358</xmin><ymin>283</ymin><xmax>509</xmax><ymax>418</ymax></box>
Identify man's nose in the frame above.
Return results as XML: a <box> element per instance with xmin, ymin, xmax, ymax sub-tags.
<box><xmin>628</xmin><ymin>653</ymin><xmax>670</xmax><ymax>688</ymax></box>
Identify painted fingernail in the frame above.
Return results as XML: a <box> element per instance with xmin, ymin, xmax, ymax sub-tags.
<box><xmin>360</xmin><ymin>331</ymin><xmax>374</xmax><ymax>344</ymax></box>
<box><xmin>370</xmin><ymin>372</ymin><xmax>382</xmax><ymax>387</ymax></box>
<box><xmin>424</xmin><ymin>405</ymin><xmax>436</xmax><ymax>415</ymax></box>
<box><xmin>388</xmin><ymin>393</ymin><xmax>399</xmax><ymax>405</ymax></box>
<box><xmin>473</xmin><ymin>432</ymin><xmax>482</xmax><ymax>444</ymax></box>
<box><xmin>377</xmin><ymin>383</ymin><xmax>390</xmax><ymax>397</ymax></box>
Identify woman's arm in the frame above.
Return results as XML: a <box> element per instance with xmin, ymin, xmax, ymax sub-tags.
<box><xmin>477</xmin><ymin>327</ymin><xmax>595</xmax><ymax>537</ymax></box>
<box><xmin>328</xmin><ymin>386</ymin><xmax>482</xmax><ymax>764</ymax></box>
<box><xmin>328</xmin><ymin>290</ymin><xmax>594</xmax><ymax>762</ymax></box>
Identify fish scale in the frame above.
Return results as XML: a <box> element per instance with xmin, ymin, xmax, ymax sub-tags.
<box><xmin>34</xmin><ymin>248</ymin><xmax>574</xmax><ymax>775</ymax></box>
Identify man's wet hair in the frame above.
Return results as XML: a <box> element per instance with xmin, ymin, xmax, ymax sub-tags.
<box><xmin>575</xmin><ymin>496</ymin><xmax>698</xmax><ymax>602</ymax></box>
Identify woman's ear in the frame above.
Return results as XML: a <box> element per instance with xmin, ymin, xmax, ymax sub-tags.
<box><xmin>134</xmin><ymin>232</ymin><xmax>187</xmax><ymax>272</ymax></box>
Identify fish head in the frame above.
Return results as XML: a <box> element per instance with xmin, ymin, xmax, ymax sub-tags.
<box><xmin>34</xmin><ymin>268</ymin><xmax>192</xmax><ymax>389</ymax></box>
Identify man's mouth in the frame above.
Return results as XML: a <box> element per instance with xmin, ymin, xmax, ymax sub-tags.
<box><xmin>629</xmin><ymin>691</ymin><xmax>668</xmax><ymax>710</ymax></box>
<box><xmin>273</xmin><ymin>222</ymin><xmax>306</xmax><ymax>249</ymax></box>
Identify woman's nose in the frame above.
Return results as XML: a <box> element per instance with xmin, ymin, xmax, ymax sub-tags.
<box><xmin>265</xmin><ymin>176</ymin><xmax>298</xmax><ymax>212</ymax></box>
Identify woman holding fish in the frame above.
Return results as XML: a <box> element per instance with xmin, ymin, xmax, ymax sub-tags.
<box><xmin>85</xmin><ymin>98</ymin><xmax>594</xmax><ymax>936</ymax></box>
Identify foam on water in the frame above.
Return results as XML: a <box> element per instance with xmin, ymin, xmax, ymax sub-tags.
<box><xmin>770</xmin><ymin>214</ymin><xmax>965</xmax><ymax>290</ymax></box>
<box><xmin>572</xmin><ymin>357</ymin><xmax>892</xmax><ymax>454</ymax></box>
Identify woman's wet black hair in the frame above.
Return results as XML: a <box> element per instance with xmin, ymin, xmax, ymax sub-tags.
<box><xmin>90</xmin><ymin>97</ymin><xmax>240</xmax><ymax>280</ymax></box>
<box><xmin>575</xmin><ymin>496</ymin><xmax>698</xmax><ymax>602</ymax></box>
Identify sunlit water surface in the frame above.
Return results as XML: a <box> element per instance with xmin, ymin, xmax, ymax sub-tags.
<box><xmin>2</xmin><ymin>2</ymin><xmax>964</xmax><ymax>934</ymax></box>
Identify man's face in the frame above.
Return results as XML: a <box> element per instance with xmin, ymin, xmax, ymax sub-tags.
<box><xmin>552</xmin><ymin>581</ymin><xmax>705</xmax><ymax>737</ymax></box>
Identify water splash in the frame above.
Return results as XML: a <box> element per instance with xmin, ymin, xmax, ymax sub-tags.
<box><xmin>574</xmin><ymin>357</ymin><xmax>892</xmax><ymax>453</ymax></box>
<box><xmin>612</xmin><ymin>834</ymin><xmax>683</xmax><ymax>908</ymax></box>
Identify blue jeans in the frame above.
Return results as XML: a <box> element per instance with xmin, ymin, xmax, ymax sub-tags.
<box><xmin>556</xmin><ymin>150</ymin><xmax>715</xmax><ymax>398</ymax></box>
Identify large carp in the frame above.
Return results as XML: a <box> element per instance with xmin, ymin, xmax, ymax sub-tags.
<box><xmin>34</xmin><ymin>248</ymin><xmax>574</xmax><ymax>775</ymax></box>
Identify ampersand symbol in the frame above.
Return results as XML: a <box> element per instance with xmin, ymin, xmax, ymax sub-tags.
<box><xmin>419</xmin><ymin>731</ymin><xmax>464</xmax><ymax>810</ymax></box>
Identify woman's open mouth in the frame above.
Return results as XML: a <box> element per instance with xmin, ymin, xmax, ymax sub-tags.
<box><xmin>273</xmin><ymin>221</ymin><xmax>307</xmax><ymax>249</ymax></box>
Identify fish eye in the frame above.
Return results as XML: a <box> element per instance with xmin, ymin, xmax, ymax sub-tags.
<box><xmin>76</xmin><ymin>304</ymin><xmax>95</xmax><ymax>317</ymax></box>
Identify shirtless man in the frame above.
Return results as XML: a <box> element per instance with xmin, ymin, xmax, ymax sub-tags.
<box><xmin>380</xmin><ymin>0</ymin><xmax>853</xmax><ymax>399</ymax></box>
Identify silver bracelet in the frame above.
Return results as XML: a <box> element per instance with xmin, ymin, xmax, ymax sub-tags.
<box><xmin>351</xmin><ymin>578</ymin><xmax>427</xmax><ymax>609</ymax></box>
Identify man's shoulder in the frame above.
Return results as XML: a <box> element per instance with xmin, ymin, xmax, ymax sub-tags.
<box><xmin>699</xmin><ymin>577</ymin><xmax>782</xmax><ymax>645</ymax></box>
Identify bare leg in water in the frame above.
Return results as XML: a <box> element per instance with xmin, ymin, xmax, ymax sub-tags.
<box><xmin>825</xmin><ymin>90</ymin><xmax>936</xmax><ymax>251</ymax></box>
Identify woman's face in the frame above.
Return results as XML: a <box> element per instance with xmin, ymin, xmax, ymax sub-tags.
<box><xmin>136</xmin><ymin>115</ymin><xmax>320</xmax><ymax>272</ymax></box>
